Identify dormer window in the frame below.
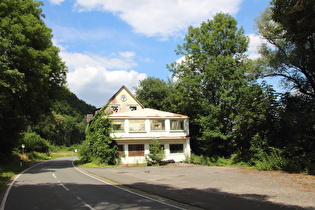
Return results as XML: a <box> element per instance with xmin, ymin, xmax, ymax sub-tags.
<box><xmin>129</xmin><ymin>105</ymin><xmax>137</xmax><ymax>111</ymax></box>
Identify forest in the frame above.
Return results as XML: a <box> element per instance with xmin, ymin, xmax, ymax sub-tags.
<box><xmin>1</xmin><ymin>0</ymin><xmax>314</xmax><ymax>174</ymax></box>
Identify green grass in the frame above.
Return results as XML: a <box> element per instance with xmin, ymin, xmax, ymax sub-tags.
<box><xmin>74</xmin><ymin>159</ymin><xmax>119</xmax><ymax>168</ymax></box>
<box><xmin>0</xmin><ymin>154</ymin><xmax>28</xmax><ymax>194</ymax></box>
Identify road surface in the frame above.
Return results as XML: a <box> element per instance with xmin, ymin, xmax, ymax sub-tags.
<box><xmin>1</xmin><ymin>157</ymin><xmax>181</xmax><ymax>210</ymax></box>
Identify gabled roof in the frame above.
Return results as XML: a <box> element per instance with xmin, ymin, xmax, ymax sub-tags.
<box><xmin>104</xmin><ymin>85</ymin><xmax>144</xmax><ymax>108</ymax></box>
<box><xmin>109</xmin><ymin>108</ymin><xmax>188</xmax><ymax>118</ymax></box>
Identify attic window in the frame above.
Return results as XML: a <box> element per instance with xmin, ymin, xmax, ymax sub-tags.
<box><xmin>111</xmin><ymin>105</ymin><xmax>119</xmax><ymax>113</ymax></box>
<box><xmin>129</xmin><ymin>105</ymin><xmax>137</xmax><ymax>111</ymax></box>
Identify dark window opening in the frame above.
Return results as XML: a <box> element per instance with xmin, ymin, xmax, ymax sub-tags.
<box><xmin>170</xmin><ymin>144</ymin><xmax>184</xmax><ymax>153</ymax></box>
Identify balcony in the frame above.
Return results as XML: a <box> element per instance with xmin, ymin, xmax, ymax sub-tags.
<box><xmin>110</xmin><ymin>118</ymin><xmax>189</xmax><ymax>139</ymax></box>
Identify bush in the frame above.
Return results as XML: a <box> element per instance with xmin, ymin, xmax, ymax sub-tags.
<box><xmin>146</xmin><ymin>139</ymin><xmax>165</xmax><ymax>165</ymax></box>
<box><xmin>21</xmin><ymin>132</ymin><xmax>50</xmax><ymax>153</ymax></box>
<box><xmin>252</xmin><ymin>148</ymin><xmax>287</xmax><ymax>171</ymax></box>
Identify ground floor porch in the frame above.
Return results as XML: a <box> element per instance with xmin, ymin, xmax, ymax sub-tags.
<box><xmin>116</xmin><ymin>138</ymin><xmax>190</xmax><ymax>164</ymax></box>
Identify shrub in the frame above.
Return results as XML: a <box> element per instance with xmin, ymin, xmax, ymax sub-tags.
<box><xmin>252</xmin><ymin>148</ymin><xmax>287</xmax><ymax>171</ymax></box>
<box><xmin>146</xmin><ymin>139</ymin><xmax>165</xmax><ymax>165</ymax></box>
<box><xmin>21</xmin><ymin>132</ymin><xmax>50</xmax><ymax>153</ymax></box>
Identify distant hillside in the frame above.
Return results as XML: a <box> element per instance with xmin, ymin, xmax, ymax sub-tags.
<box><xmin>53</xmin><ymin>88</ymin><xmax>96</xmax><ymax>119</ymax></box>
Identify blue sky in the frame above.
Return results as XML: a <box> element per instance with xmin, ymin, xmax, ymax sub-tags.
<box><xmin>41</xmin><ymin>0</ymin><xmax>271</xmax><ymax>107</ymax></box>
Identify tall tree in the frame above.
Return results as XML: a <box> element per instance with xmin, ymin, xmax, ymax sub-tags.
<box><xmin>168</xmin><ymin>13</ymin><xmax>275</xmax><ymax>158</ymax></box>
<box><xmin>256</xmin><ymin>0</ymin><xmax>315</xmax><ymax>98</ymax></box>
<box><xmin>0</xmin><ymin>0</ymin><xmax>67</xmax><ymax>158</ymax></box>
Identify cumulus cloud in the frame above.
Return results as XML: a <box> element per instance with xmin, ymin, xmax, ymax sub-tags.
<box><xmin>73</xmin><ymin>0</ymin><xmax>243</xmax><ymax>39</ymax></box>
<box><xmin>54</xmin><ymin>40</ymin><xmax>146</xmax><ymax>107</ymax></box>
<box><xmin>67</xmin><ymin>66</ymin><xmax>146</xmax><ymax>107</ymax></box>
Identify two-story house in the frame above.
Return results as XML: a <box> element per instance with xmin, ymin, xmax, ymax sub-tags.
<box><xmin>92</xmin><ymin>86</ymin><xmax>191</xmax><ymax>164</ymax></box>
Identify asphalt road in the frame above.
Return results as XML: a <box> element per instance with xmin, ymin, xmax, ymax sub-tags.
<box><xmin>1</xmin><ymin>157</ymin><xmax>181</xmax><ymax>210</ymax></box>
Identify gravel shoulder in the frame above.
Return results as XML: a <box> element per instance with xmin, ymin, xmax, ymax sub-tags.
<box><xmin>82</xmin><ymin>164</ymin><xmax>315</xmax><ymax>210</ymax></box>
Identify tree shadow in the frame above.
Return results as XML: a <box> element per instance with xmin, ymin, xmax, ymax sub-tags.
<box><xmin>23</xmin><ymin>158</ymin><xmax>76</xmax><ymax>174</ymax></box>
<box><xmin>4</xmin><ymin>182</ymin><xmax>180</xmax><ymax>210</ymax></box>
<box><xmin>125</xmin><ymin>182</ymin><xmax>312</xmax><ymax>210</ymax></box>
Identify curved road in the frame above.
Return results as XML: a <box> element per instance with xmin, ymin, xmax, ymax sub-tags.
<box><xmin>1</xmin><ymin>157</ymin><xmax>180</xmax><ymax>210</ymax></box>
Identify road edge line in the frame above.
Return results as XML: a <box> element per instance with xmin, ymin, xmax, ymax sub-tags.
<box><xmin>72</xmin><ymin>160</ymin><xmax>185</xmax><ymax>210</ymax></box>
<box><xmin>0</xmin><ymin>161</ymin><xmax>46</xmax><ymax>210</ymax></box>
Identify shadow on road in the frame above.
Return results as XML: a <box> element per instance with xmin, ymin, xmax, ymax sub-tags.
<box><xmin>124</xmin><ymin>182</ymin><xmax>311</xmax><ymax>210</ymax></box>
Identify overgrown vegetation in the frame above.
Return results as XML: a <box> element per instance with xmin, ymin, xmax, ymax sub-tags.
<box><xmin>79</xmin><ymin>107</ymin><xmax>118</xmax><ymax>165</ymax></box>
<box><xmin>135</xmin><ymin>2</ymin><xmax>315</xmax><ymax>175</ymax></box>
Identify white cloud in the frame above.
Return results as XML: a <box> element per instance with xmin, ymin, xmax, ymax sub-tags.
<box><xmin>246</xmin><ymin>33</ymin><xmax>266</xmax><ymax>59</ymax></box>
<box><xmin>48</xmin><ymin>0</ymin><xmax>65</xmax><ymax>5</ymax></box>
<box><xmin>73</xmin><ymin>0</ymin><xmax>243</xmax><ymax>39</ymax></box>
<box><xmin>67</xmin><ymin>66</ymin><xmax>146</xmax><ymax>107</ymax></box>
<box><xmin>55</xmin><ymin>42</ymin><xmax>146</xmax><ymax>107</ymax></box>
<box><xmin>60</xmin><ymin>51</ymin><xmax>138</xmax><ymax>70</ymax></box>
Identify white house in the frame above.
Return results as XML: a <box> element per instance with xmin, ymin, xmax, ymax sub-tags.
<box><xmin>110</xmin><ymin>108</ymin><xmax>190</xmax><ymax>164</ymax></box>
<box><xmin>93</xmin><ymin>86</ymin><xmax>191</xmax><ymax>164</ymax></box>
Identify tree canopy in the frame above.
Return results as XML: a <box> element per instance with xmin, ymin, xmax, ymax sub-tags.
<box><xmin>0</xmin><ymin>0</ymin><xmax>67</xmax><ymax>157</ymax></box>
<box><xmin>256</xmin><ymin>0</ymin><xmax>315</xmax><ymax>97</ymax></box>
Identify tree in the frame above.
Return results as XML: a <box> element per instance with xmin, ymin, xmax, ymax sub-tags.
<box><xmin>135</xmin><ymin>77</ymin><xmax>172</xmax><ymax>111</ymax></box>
<box><xmin>80</xmin><ymin>107</ymin><xmax>118</xmax><ymax>165</ymax></box>
<box><xmin>146</xmin><ymin>139</ymin><xmax>165</xmax><ymax>165</ymax></box>
<box><xmin>0</xmin><ymin>0</ymin><xmax>67</xmax><ymax>158</ymax></box>
<box><xmin>256</xmin><ymin>0</ymin><xmax>315</xmax><ymax>98</ymax></box>
<box><xmin>168</xmin><ymin>13</ymin><xmax>252</xmax><ymax>156</ymax></box>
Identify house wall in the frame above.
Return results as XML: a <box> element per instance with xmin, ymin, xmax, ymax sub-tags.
<box><xmin>111</xmin><ymin>118</ymin><xmax>190</xmax><ymax>164</ymax></box>
<box><xmin>107</xmin><ymin>89</ymin><xmax>143</xmax><ymax>113</ymax></box>
<box><xmin>116</xmin><ymin>138</ymin><xmax>191</xmax><ymax>164</ymax></box>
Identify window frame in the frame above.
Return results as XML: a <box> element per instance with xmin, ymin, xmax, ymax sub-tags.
<box><xmin>129</xmin><ymin>119</ymin><xmax>146</xmax><ymax>132</ymax></box>
<box><xmin>170</xmin><ymin>144</ymin><xmax>184</xmax><ymax>154</ymax></box>
<box><xmin>170</xmin><ymin>119</ymin><xmax>185</xmax><ymax>131</ymax></box>
<box><xmin>150</xmin><ymin>119</ymin><xmax>165</xmax><ymax>131</ymax></box>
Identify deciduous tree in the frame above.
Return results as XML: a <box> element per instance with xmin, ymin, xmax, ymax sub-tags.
<box><xmin>256</xmin><ymin>0</ymin><xmax>315</xmax><ymax>97</ymax></box>
<box><xmin>0</xmin><ymin>0</ymin><xmax>67</xmax><ymax>158</ymax></box>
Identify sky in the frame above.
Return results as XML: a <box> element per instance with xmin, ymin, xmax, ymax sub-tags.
<box><xmin>40</xmin><ymin>0</ymin><xmax>271</xmax><ymax>107</ymax></box>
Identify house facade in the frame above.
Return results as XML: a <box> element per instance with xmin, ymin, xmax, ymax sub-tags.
<box><xmin>110</xmin><ymin>108</ymin><xmax>190</xmax><ymax>164</ymax></box>
<box><xmin>96</xmin><ymin>86</ymin><xmax>191</xmax><ymax>164</ymax></box>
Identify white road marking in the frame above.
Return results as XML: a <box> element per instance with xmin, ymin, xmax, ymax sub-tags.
<box><xmin>76</xmin><ymin>196</ymin><xmax>95</xmax><ymax>210</ymax></box>
<box><xmin>52</xmin><ymin>173</ymin><xmax>57</xmax><ymax>179</ymax></box>
<box><xmin>58</xmin><ymin>181</ymin><xmax>69</xmax><ymax>191</ymax></box>
<box><xmin>0</xmin><ymin>161</ymin><xmax>47</xmax><ymax>210</ymax></box>
<box><xmin>72</xmin><ymin>159</ymin><xmax>184</xmax><ymax>210</ymax></box>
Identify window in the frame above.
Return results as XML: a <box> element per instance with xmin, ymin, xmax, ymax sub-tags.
<box><xmin>170</xmin><ymin>144</ymin><xmax>184</xmax><ymax>153</ymax></box>
<box><xmin>129</xmin><ymin>120</ymin><xmax>145</xmax><ymax>132</ymax></box>
<box><xmin>113</xmin><ymin>120</ymin><xmax>124</xmax><ymax>131</ymax></box>
<box><xmin>170</xmin><ymin>119</ymin><xmax>184</xmax><ymax>130</ymax></box>
<box><xmin>150</xmin><ymin>119</ymin><xmax>165</xmax><ymax>131</ymax></box>
<box><xmin>128</xmin><ymin>144</ymin><xmax>144</xmax><ymax>156</ymax></box>
<box><xmin>111</xmin><ymin>105</ymin><xmax>119</xmax><ymax>113</ymax></box>
<box><xmin>129</xmin><ymin>105</ymin><xmax>137</xmax><ymax>111</ymax></box>
<box><xmin>118</xmin><ymin>145</ymin><xmax>124</xmax><ymax>156</ymax></box>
